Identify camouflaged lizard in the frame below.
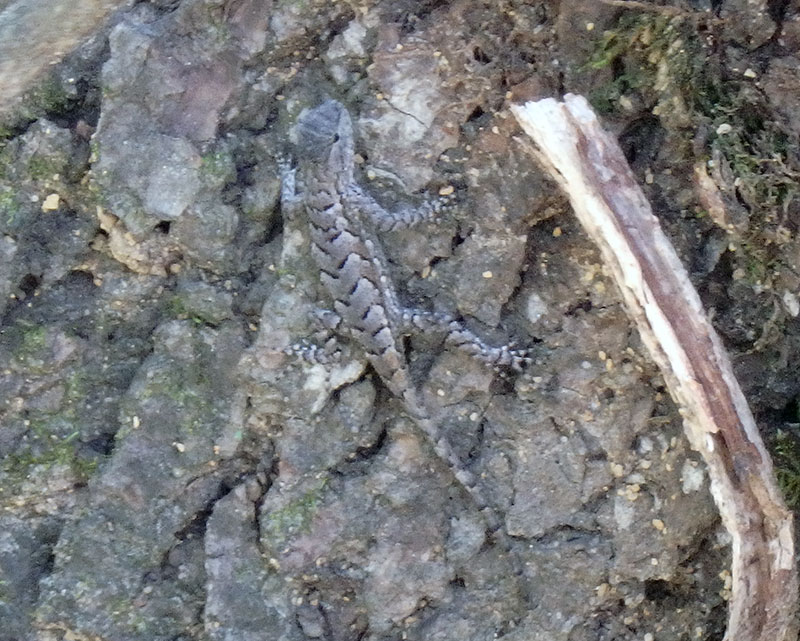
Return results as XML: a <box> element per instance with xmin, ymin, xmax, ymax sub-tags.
<box><xmin>280</xmin><ymin>99</ymin><xmax>529</xmax><ymax>537</ymax></box>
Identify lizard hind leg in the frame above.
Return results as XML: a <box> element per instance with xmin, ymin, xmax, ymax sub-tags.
<box><xmin>283</xmin><ymin>308</ymin><xmax>345</xmax><ymax>365</ymax></box>
<box><xmin>285</xmin><ymin>337</ymin><xmax>342</xmax><ymax>365</ymax></box>
<box><xmin>399</xmin><ymin>308</ymin><xmax>532</xmax><ymax>372</ymax></box>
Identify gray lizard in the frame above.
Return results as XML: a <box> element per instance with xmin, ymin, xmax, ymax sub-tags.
<box><xmin>280</xmin><ymin>98</ymin><xmax>529</xmax><ymax>538</ymax></box>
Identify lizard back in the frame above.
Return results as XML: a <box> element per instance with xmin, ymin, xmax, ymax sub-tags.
<box><xmin>295</xmin><ymin>100</ymin><xmax>423</xmax><ymax>416</ymax></box>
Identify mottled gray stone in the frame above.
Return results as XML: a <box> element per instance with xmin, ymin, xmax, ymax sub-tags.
<box><xmin>93</xmin><ymin>104</ymin><xmax>205</xmax><ymax>235</ymax></box>
<box><xmin>0</xmin><ymin>1</ymin><xmax>762</xmax><ymax>640</ymax></box>
<box><xmin>719</xmin><ymin>0</ymin><xmax>777</xmax><ymax>50</ymax></box>
<box><xmin>204</xmin><ymin>481</ymin><xmax>291</xmax><ymax>641</ymax></box>
<box><xmin>763</xmin><ymin>56</ymin><xmax>800</xmax><ymax>139</ymax></box>
<box><xmin>35</xmin><ymin>320</ymin><xmax>246</xmax><ymax>640</ymax></box>
<box><xmin>0</xmin><ymin>517</ymin><xmax>59</xmax><ymax>641</ymax></box>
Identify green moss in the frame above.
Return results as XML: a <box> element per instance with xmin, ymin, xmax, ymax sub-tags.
<box><xmin>0</xmin><ymin>328</ymin><xmax>106</xmax><ymax>498</ymax></box>
<box><xmin>585</xmin><ymin>15</ymin><xmax>684</xmax><ymax>115</ymax></box>
<box><xmin>277</xmin><ymin>0</ymin><xmax>310</xmax><ymax>9</ymax></box>
<box><xmin>158</xmin><ymin>366</ymin><xmax>210</xmax><ymax>405</ymax></box>
<box><xmin>262</xmin><ymin>477</ymin><xmax>328</xmax><ymax>547</ymax></box>
<box><xmin>166</xmin><ymin>295</ymin><xmax>206</xmax><ymax>325</ymax></box>
<box><xmin>0</xmin><ymin>429</ymin><xmax>100</xmax><ymax>499</ymax></box>
<box><xmin>26</xmin><ymin>154</ymin><xmax>60</xmax><ymax>181</ymax></box>
<box><xmin>585</xmin><ymin>12</ymin><xmax>800</xmax><ymax>330</ymax></box>
<box><xmin>121</xmin><ymin>354</ymin><xmax>216</xmax><ymax>442</ymax></box>
<box><xmin>99</xmin><ymin>83</ymin><xmax>120</xmax><ymax>102</ymax></box>
<box><xmin>11</xmin><ymin>321</ymin><xmax>47</xmax><ymax>365</ymax></box>
<box><xmin>0</xmin><ymin>145</ymin><xmax>10</xmax><ymax>177</ymax></box>
<box><xmin>166</xmin><ymin>295</ymin><xmax>188</xmax><ymax>318</ymax></box>
<box><xmin>200</xmin><ymin>149</ymin><xmax>235</xmax><ymax>185</ymax></box>
<box><xmin>585</xmin><ymin>15</ymin><xmax>710</xmax><ymax>122</ymax></box>
<box><xmin>773</xmin><ymin>429</ymin><xmax>800</xmax><ymax>509</ymax></box>
<box><xmin>89</xmin><ymin>138</ymin><xmax>101</xmax><ymax>164</ymax></box>
<box><xmin>25</xmin><ymin>75</ymin><xmax>76</xmax><ymax>116</ymax></box>
<box><xmin>713</xmin><ymin>122</ymin><xmax>797</xmax><ymax>223</ymax></box>
<box><xmin>0</xmin><ymin>188</ymin><xmax>20</xmax><ymax>227</ymax></box>
<box><xmin>205</xmin><ymin>12</ymin><xmax>233</xmax><ymax>47</ymax></box>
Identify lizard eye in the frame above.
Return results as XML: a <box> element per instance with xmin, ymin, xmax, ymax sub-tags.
<box><xmin>332</xmin><ymin>134</ymin><xmax>340</xmax><ymax>143</ymax></box>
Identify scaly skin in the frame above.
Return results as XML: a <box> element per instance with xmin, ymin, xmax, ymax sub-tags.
<box><xmin>282</xmin><ymin>98</ymin><xmax>529</xmax><ymax>544</ymax></box>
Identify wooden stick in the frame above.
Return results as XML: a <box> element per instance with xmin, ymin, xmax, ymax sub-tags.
<box><xmin>511</xmin><ymin>95</ymin><xmax>798</xmax><ymax>641</ymax></box>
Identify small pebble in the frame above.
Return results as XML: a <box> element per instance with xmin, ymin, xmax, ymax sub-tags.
<box><xmin>41</xmin><ymin>193</ymin><xmax>60</xmax><ymax>211</ymax></box>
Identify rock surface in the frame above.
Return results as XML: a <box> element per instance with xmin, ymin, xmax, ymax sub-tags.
<box><xmin>1</xmin><ymin>1</ymin><xmax>799</xmax><ymax>640</ymax></box>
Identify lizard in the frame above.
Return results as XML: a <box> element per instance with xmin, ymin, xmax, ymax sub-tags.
<box><xmin>280</xmin><ymin>98</ymin><xmax>529</xmax><ymax>541</ymax></box>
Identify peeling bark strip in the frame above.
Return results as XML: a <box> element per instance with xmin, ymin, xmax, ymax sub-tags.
<box><xmin>511</xmin><ymin>95</ymin><xmax>798</xmax><ymax>641</ymax></box>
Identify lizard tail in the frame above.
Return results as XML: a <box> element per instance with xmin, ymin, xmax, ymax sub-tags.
<box><xmin>411</xmin><ymin>407</ymin><xmax>513</xmax><ymax>551</ymax></box>
<box><xmin>411</xmin><ymin>410</ymin><xmax>528</xmax><ymax>590</ymax></box>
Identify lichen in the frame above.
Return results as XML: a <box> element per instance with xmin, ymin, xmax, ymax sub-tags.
<box><xmin>262</xmin><ymin>476</ymin><xmax>328</xmax><ymax>548</ymax></box>
<box><xmin>0</xmin><ymin>187</ymin><xmax>20</xmax><ymax>228</ymax></box>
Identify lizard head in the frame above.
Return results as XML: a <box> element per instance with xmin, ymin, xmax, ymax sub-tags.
<box><xmin>295</xmin><ymin>99</ymin><xmax>354</xmax><ymax>173</ymax></box>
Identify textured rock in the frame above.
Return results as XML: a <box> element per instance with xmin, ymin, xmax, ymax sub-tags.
<box><xmin>718</xmin><ymin>0</ymin><xmax>777</xmax><ymax>50</ymax></box>
<box><xmin>763</xmin><ymin>56</ymin><xmax>800</xmax><ymax>139</ymax></box>
<box><xmin>0</xmin><ymin>0</ymin><xmax>131</xmax><ymax>113</ymax></box>
<box><xmin>35</xmin><ymin>320</ymin><xmax>246</xmax><ymax>640</ymax></box>
<box><xmin>5</xmin><ymin>1</ymin><xmax>794</xmax><ymax>640</ymax></box>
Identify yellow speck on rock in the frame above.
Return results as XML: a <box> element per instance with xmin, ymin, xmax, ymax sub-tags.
<box><xmin>41</xmin><ymin>193</ymin><xmax>60</xmax><ymax>211</ymax></box>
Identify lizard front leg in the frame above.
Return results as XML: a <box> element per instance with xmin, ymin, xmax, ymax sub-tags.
<box><xmin>278</xmin><ymin>156</ymin><xmax>305</xmax><ymax>220</ymax></box>
<box><xmin>283</xmin><ymin>309</ymin><xmax>343</xmax><ymax>365</ymax></box>
<box><xmin>343</xmin><ymin>184</ymin><xmax>455</xmax><ymax>232</ymax></box>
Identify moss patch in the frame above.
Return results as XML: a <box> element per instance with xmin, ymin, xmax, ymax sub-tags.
<box><xmin>262</xmin><ymin>476</ymin><xmax>328</xmax><ymax>548</ymax></box>
<box><xmin>773</xmin><ymin>429</ymin><xmax>800</xmax><ymax>509</ymax></box>
<box><xmin>586</xmin><ymin>13</ymin><xmax>800</xmax><ymax>327</ymax></box>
